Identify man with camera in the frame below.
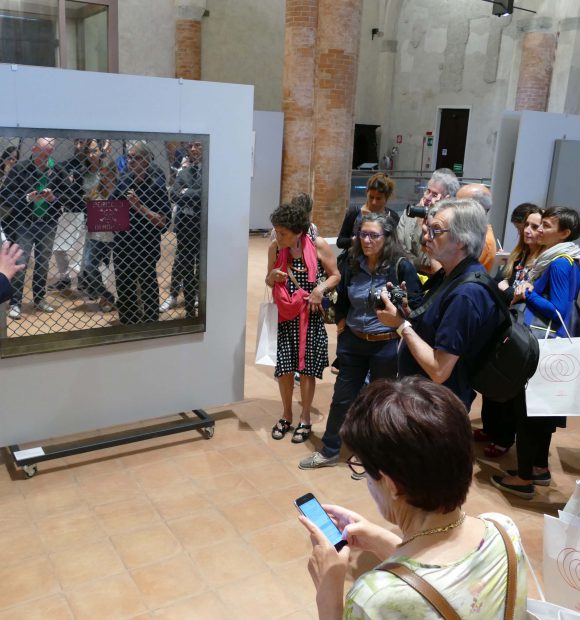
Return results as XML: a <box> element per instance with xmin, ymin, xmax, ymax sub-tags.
<box><xmin>1</xmin><ymin>137</ymin><xmax>70</xmax><ymax>318</ymax></box>
<box><xmin>397</xmin><ymin>168</ymin><xmax>460</xmax><ymax>275</ymax></box>
<box><xmin>377</xmin><ymin>198</ymin><xmax>502</xmax><ymax>412</ymax></box>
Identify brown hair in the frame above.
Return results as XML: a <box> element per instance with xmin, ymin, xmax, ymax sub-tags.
<box><xmin>340</xmin><ymin>376</ymin><xmax>473</xmax><ymax>513</ymax></box>
<box><xmin>367</xmin><ymin>173</ymin><xmax>395</xmax><ymax>202</ymax></box>
<box><xmin>504</xmin><ymin>205</ymin><xmax>543</xmax><ymax>280</ymax></box>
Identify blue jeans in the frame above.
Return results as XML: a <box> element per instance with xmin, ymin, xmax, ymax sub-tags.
<box><xmin>10</xmin><ymin>219</ymin><xmax>58</xmax><ymax>305</ymax></box>
<box><xmin>82</xmin><ymin>239</ymin><xmax>115</xmax><ymax>303</ymax></box>
<box><xmin>321</xmin><ymin>327</ymin><xmax>399</xmax><ymax>458</ymax></box>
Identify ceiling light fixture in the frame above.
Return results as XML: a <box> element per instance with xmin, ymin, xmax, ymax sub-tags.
<box><xmin>481</xmin><ymin>0</ymin><xmax>536</xmax><ymax>17</ymax></box>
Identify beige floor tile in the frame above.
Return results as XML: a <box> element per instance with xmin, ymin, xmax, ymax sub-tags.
<box><xmin>166</xmin><ymin>509</ymin><xmax>238</xmax><ymax>550</ymax></box>
<box><xmin>0</xmin><ymin>557</ymin><xmax>60</xmax><ymax>609</ymax></box>
<box><xmin>0</xmin><ymin>595</ymin><xmax>73</xmax><ymax>619</ymax></box>
<box><xmin>14</xmin><ymin>467</ymin><xmax>77</xmax><ymax>495</ymax></box>
<box><xmin>147</xmin><ymin>481</ymin><xmax>213</xmax><ymax>521</ymax></box>
<box><xmin>65</xmin><ymin>573</ymin><xmax>146</xmax><ymax>620</ymax></box>
<box><xmin>270</xmin><ymin>556</ymin><xmax>317</xmax><ymax>606</ymax></box>
<box><xmin>50</xmin><ymin>539</ymin><xmax>125</xmax><ymax>589</ymax></box>
<box><xmin>150</xmin><ymin>592</ymin><xmax>230</xmax><ymax>620</ymax></box>
<box><xmin>220</xmin><ymin>495</ymin><xmax>286</xmax><ymax>535</ymax></box>
<box><xmin>193</xmin><ymin>472</ymin><xmax>259</xmax><ymax>507</ymax></box>
<box><xmin>0</xmin><ymin>522</ymin><xmax>45</xmax><ymax>565</ymax></box>
<box><xmin>24</xmin><ymin>484</ymin><xmax>85</xmax><ymax>519</ymax></box>
<box><xmin>220</xmin><ymin>442</ymin><xmax>280</xmax><ymax>469</ymax></box>
<box><xmin>263</xmin><ymin>484</ymin><xmax>314</xmax><ymax>521</ymax></box>
<box><xmin>129</xmin><ymin>459</ymin><xmax>191</xmax><ymax>492</ymax></box>
<box><xmin>130</xmin><ymin>552</ymin><xmax>206</xmax><ymax>609</ymax></box>
<box><xmin>0</xmin><ymin>496</ymin><xmax>31</xmax><ymax>528</ymax></box>
<box><xmin>76</xmin><ymin>470</ymin><xmax>143</xmax><ymax>507</ymax></box>
<box><xmin>36</xmin><ymin>507</ymin><xmax>107</xmax><ymax>552</ymax></box>
<box><xmin>94</xmin><ymin>495</ymin><xmax>162</xmax><ymax>535</ymax></box>
<box><xmin>111</xmin><ymin>523</ymin><xmax>181</xmax><ymax>569</ymax></box>
<box><xmin>217</xmin><ymin>570</ymin><xmax>299</xmax><ymax>620</ymax></box>
<box><xmin>189</xmin><ymin>538</ymin><xmax>268</xmax><ymax>585</ymax></box>
<box><xmin>278</xmin><ymin>609</ymin><xmax>317</xmax><ymax>620</ymax></box>
<box><xmin>69</xmin><ymin>456</ymin><xmax>124</xmax><ymax>481</ymax></box>
<box><xmin>171</xmin><ymin>450</ymin><xmax>236</xmax><ymax>478</ymax></box>
<box><xmin>243</xmin><ymin>461</ymin><xmax>302</xmax><ymax>493</ymax></box>
<box><xmin>245</xmin><ymin>520</ymin><xmax>312</xmax><ymax>566</ymax></box>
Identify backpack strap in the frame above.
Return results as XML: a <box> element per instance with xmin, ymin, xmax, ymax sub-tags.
<box><xmin>378</xmin><ymin>562</ymin><xmax>461</xmax><ymax>620</ymax></box>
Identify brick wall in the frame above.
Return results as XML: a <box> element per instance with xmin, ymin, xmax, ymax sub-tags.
<box><xmin>515</xmin><ymin>31</ymin><xmax>557</xmax><ymax>112</ymax></box>
<box><xmin>175</xmin><ymin>19</ymin><xmax>201</xmax><ymax>80</ymax></box>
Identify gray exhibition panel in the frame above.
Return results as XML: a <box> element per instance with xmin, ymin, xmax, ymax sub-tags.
<box><xmin>0</xmin><ymin>65</ymin><xmax>254</xmax><ymax>445</ymax></box>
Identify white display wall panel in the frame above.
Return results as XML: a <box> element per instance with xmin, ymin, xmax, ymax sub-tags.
<box><xmin>0</xmin><ymin>64</ymin><xmax>254</xmax><ymax>445</ymax></box>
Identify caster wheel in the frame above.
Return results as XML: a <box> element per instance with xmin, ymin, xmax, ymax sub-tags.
<box><xmin>202</xmin><ymin>427</ymin><xmax>214</xmax><ymax>439</ymax></box>
<box><xmin>23</xmin><ymin>464</ymin><xmax>37</xmax><ymax>478</ymax></box>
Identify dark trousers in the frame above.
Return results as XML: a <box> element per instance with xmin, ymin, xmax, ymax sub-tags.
<box><xmin>480</xmin><ymin>396</ymin><xmax>516</xmax><ymax>448</ymax></box>
<box><xmin>321</xmin><ymin>328</ymin><xmax>399</xmax><ymax>458</ymax></box>
<box><xmin>83</xmin><ymin>239</ymin><xmax>114</xmax><ymax>303</ymax></box>
<box><xmin>514</xmin><ymin>388</ymin><xmax>554</xmax><ymax>479</ymax></box>
<box><xmin>113</xmin><ymin>243</ymin><xmax>160</xmax><ymax>324</ymax></box>
<box><xmin>169</xmin><ymin>212</ymin><xmax>199</xmax><ymax>316</ymax></box>
<box><xmin>10</xmin><ymin>219</ymin><xmax>58</xmax><ymax>304</ymax></box>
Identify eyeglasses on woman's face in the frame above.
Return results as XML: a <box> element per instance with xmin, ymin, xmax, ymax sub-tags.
<box><xmin>346</xmin><ymin>455</ymin><xmax>367</xmax><ymax>477</ymax></box>
<box><xmin>358</xmin><ymin>231</ymin><xmax>384</xmax><ymax>241</ymax></box>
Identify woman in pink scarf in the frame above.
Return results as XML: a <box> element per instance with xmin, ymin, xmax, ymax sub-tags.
<box><xmin>266</xmin><ymin>202</ymin><xmax>340</xmax><ymax>443</ymax></box>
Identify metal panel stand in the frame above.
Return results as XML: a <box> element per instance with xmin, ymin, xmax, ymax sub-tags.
<box><xmin>8</xmin><ymin>409</ymin><xmax>214</xmax><ymax>478</ymax></box>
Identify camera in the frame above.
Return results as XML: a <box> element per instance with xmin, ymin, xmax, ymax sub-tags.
<box><xmin>405</xmin><ymin>204</ymin><xmax>429</xmax><ymax>219</ymax></box>
<box><xmin>368</xmin><ymin>285</ymin><xmax>405</xmax><ymax>310</ymax></box>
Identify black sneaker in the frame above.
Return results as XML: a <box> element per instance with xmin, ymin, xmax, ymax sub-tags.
<box><xmin>505</xmin><ymin>469</ymin><xmax>551</xmax><ymax>486</ymax></box>
<box><xmin>48</xmin><ymin>276</ymin><xmax>72</xmax><ymax>291</ymax></box>
<box><xmin>490</xmin><ymin>475</ymin><xmax>535</xmax><ymax>499</ymax></box>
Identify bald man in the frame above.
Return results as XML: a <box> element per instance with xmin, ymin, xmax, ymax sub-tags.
<box><xmin>456</xmin><ymin>183</ymin><xmax>496</xmax><ymax>272</ymax></box>
<box><xmin>0</xmin><ymin>137</ymin><xmax>70</xmax><ymax>318</ymax></box>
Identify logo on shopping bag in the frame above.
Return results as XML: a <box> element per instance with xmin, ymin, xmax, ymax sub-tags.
<box><xmin>539</xmin><ymin>354</ymin><xmax>580</xmax><ymax>383</ymax></box>
<box><xmin>557</xmin><ymin>547</ymin><xmax>580</xmax><ymax>590</ymax></box>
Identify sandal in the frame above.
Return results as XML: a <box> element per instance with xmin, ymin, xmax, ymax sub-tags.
<box><xmin>291</xmin><ymin>422</ymin><xmax>312</xmax><ymax>444</ymax></box>
<box><xmin>473</xmin><ymin>428</ymin><xmax>491</xmax><ymax>443</ymax></box>
<box><xmin>272</xmin><ymin>419</ymin><xmax>292</xmax><ymax>440</ymax></box>
<box><xmin>483</xmin><ymin>443</ymin><xmax>510</xmax><ymax>458</ymax></box>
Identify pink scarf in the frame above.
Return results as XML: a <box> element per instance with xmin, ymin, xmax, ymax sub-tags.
<box><xmin>272</xmin><ymin>234</ymin><xmax>318</xmax><ymax>371</ymax></box>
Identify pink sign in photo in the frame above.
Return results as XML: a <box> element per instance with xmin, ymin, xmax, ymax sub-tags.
<box><xmin>87</xmin><ymin>200</ymin><xmax>130</xmax><ymax>233</ymax></box>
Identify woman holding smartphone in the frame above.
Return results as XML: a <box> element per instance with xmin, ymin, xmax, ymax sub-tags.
<box><xmin>299</xmin><ymin>377</ymin><xmax>527</xmax><ymax>619</ymax></box>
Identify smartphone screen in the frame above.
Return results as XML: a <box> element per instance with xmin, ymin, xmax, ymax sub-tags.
<box><xmin>295</xmin><ymin>493</ymin><xmax>347</xmax><ymax>550</ymax></box>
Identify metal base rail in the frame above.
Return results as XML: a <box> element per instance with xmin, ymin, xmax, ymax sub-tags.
<box><xmin>8</xmin><ymin>409</ymin><xmax>214</xmax><ymax>478</ymax></box>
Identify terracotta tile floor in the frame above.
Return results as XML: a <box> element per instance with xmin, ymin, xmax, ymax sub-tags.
<box><xmin>1</xmin><ymin>235</ymin><xmax>579</xmax><ymax>618</ymax></box>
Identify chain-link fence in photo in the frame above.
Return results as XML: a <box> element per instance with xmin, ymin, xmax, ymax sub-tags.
<box><xmin>0</xmin><ymin>131</ymin><xmax>207</xmax><ymax>356</ymax></box>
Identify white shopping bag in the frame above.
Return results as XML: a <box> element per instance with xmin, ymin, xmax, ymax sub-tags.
<box><xmin>255</xmin><ymin>302</ymin><xmax>278</xmax><ymax>366</ymax></box>
<box><xmin>527</xmin><ymin>599</ymin><xmax>580</xmax><ymax>619</ymax></box>
<box><xmin>543</xmin><ymin>514</ymin><xmax>580</xmax><ymax>612</ymax></box>
<box><xmin>526</xmin><ymin>330</ymin><xmax>580</xmax><ymax>417</ymax></box>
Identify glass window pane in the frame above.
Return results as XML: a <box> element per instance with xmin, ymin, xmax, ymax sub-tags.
<box><xmin>0</xmin><ymin>0</ymin><xmax>59</xmax><ymax>67</ymax></box>
<box><xmin>65</xmin><ymin>0</ymin><xmax>107</xmax><ymax>72</ymax></box>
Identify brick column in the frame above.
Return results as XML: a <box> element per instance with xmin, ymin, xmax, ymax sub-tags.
<box><xmin>174</xmin><ymin>3</ymin><xmax>205</xmax><ymax>80</ymax></box>
<box><xmin>515</xmin><ymin>31</ymin><xmax>557</xmax><ymax>111</ymax></box>
<box><xmin>311</xmin><ymin>0</ymin><xmax>362</xmax><ymax>236</ymax></box>
<box><xmin>280</xmin><ymin>0</ymin><xmax>318</xmax><ymax>203</ymax></box>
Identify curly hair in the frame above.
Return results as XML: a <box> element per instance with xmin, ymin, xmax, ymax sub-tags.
<box><xmin>270</xmin><ymin>202</ymin><xmax>310</xmax><ymax>234</ymax></box>
<box><xmin>367</xmin><ymin>173</ymin><xmax>395</xmax><ymax>201</ymax></box>
<box><xmin>340</xmin><ymin>376</ymin><xmax>473</xmax><ymax>513</ymax></box>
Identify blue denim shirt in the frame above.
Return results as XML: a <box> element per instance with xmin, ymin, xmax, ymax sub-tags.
<box><xmin>346</xmin><ymin>256</ymin><xmax>396</xmax><ymax>335</ymax></box>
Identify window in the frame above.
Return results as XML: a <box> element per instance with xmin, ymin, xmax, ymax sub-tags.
<box><xmin>0</xmin><ymin>0</ymin><xmax>118</xmax><ymax>72</ymax></box>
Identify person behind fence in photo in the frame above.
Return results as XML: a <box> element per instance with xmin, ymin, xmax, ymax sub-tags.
<box><xmin>266</xmin><ymin>202</ymin><xmax>340</xmax><ymax>444</ymax></box>
<box><xmin>299</xmin><ymin>377</ymin><xmax>528</xmax><ymax>619</ymax></box>
<box><xmin>0</xmin><ymin>241</ymin><xmax>25</xmax><ymax>304</ymax></box>
<box><xmin>491</xmin><ymin>206</ymin><xmax>580</xmax><ymax>500</ymax></box>
<box><xmin>161</xmin><ymin>140</ymin><xmax>203</xmax><ymax>317</ymax></box>
<box><xmin>82</xmin><ymin>154</ymin><xmax>118</xmax><ymax>313</ymax></box>
<box><xmin>0</xmin><ymin>145</ymin><xmax>20</xmax><ymax>243</ymax></box>
<box><xmin>51</xmin><ymin>138</ymin><xmax>89</xmax><ymax>292</ymax></box>
<box><xmin>475</xmin><ymin>205</ymin><xmax>544</xmax><ymax>459</ymax></box>
<box><xmin>113</xmin><ymin>141</ymin><xmax>170</xmax><ymax>325</ymax></box>
<box><xmin>0</xmin><ymin>137</ymin><xmax>71</xmax><ymax>319</ymax></box>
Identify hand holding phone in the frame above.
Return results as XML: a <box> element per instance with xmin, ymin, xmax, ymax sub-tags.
<box><xmin>295</xmin><ymin>493</ymin><xmax>347</xmax><ymax>551</ymax></box>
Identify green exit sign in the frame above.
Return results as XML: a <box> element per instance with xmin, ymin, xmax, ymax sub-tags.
<box><xmin>427</xmin><ymin>137</ymin><xmax>433</xmax><ymax>146</ymax></box>
<box><xmin>453</xmin><ymin>163</ymin><xmax>463</xmax><ymax>174</ymax></box>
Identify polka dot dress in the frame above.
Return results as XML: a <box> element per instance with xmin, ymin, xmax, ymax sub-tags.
<box><xmin>275</xmin><ymin>257</ymin><xmax>329</xmax><ymax>379</ymax></box>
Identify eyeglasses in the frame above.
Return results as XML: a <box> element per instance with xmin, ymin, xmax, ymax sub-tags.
<box><xmin>426</xmin><ymin>226</ymin><xmax>450</xmax><ymax>241</ymax></box>
<box><xmin>346</xmin><ymin>455</ymin><xmax>367</xmax><ymax>477</ymax></box>
<box><xmin>358</xmin><ymin>231</ymin><xmax>384</xmax><ymax>241</ymax></box>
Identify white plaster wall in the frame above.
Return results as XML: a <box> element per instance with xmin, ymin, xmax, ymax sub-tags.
<box><xmin>0</xmin><ymin>65</ymin><xmax>254</xmax><ymax>445</ymax></box>
<box><xmin>201</xmin><ymin>0</ymin><xmax>285</xmax><ymax>111</ymax></box>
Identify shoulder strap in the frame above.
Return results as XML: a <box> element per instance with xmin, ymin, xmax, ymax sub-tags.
<box><xmin>486</xmin><ymin>519</ymin><xmax>517</xmax><ymax>620</ymax></box>
<box><xmin>395</xmin><ymin>256</ymin><xmax>405</xmax><ymax>285</ymax></box>
<box><xmin>286</xmin><ymin>265</ymin><xmax>300</xmax><ymax>290</ymax></box>
<box><xmin>378</xmin><ymin>563</ymin><xmax>461</xmax><ymax>620</ymax></box>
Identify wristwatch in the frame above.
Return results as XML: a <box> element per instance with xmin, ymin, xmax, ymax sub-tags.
<box><xmin>396</xmin><ymin>320</ymin><xmax>412</xmax><ymax>337</ymax></box>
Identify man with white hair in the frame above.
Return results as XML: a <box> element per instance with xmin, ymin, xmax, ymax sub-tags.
<box><xmin>456</xmin><ymin>183</ymin><xmax>496</xmax><ymax>272</ymax></box>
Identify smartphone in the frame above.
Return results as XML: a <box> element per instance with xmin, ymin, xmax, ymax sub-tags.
<box><xmin>294</xmin><ymin>492</ymin><xmax>347</xmax><ymax>551</ymax></box>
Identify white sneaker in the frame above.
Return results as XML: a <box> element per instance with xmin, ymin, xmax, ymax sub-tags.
<box><xmin>35</xmin><ymin>299</ymin><xmax>55</xmax><ymax>313</ymax></box>
<box><xmin>159</xmin><ymin>295</ymin><xmax>178</xmax><ymax>312</ymax></box>
<box><xmin>8</xmin><ymin>304</ymin><xmax>21</xmax><ymax>319</ymax></box>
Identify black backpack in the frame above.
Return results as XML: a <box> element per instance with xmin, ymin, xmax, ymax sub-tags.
<box><xmin>449</xmin><ymin>271</ymin><xmax>540</xmax><ymax>402</ymax></box>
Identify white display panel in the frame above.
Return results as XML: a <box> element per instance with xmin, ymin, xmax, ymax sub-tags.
<box><xmin>0</xmin><ymin>65</ymin><xmax>254</xmax><ymax>445</ymax></box>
